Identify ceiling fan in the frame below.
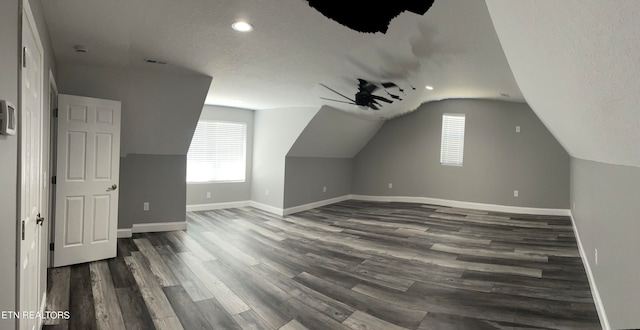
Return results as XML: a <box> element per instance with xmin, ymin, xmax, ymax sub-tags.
<box><xmin>320</xmin><ymin>79</ymin><xmax>401</xmax><ymax>110</ymax></box>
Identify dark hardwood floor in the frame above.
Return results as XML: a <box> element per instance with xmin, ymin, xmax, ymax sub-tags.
<box><xmin>44</xmin><ymin>200</ymin><xmax>600</xmax><ymax>329</ymax></box>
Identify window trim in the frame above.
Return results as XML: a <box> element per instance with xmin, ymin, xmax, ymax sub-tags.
<box><xmin>440</xmin><ymin>113</ymin><xmax>466</xmax><ymax>167</ymax></box>
<box><xmin>186</xmin><ymin>119</ymin><xmax>247</xmax><ymax>183</ymax></box>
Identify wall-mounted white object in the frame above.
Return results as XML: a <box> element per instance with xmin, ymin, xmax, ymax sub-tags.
<box><xmin>0</xmin><ymin>100</ymin><xmax>17</xmax><ymax>135</ymax></box>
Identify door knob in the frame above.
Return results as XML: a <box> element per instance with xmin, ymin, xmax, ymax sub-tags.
<box><xmin>108</xmin><ymin>184</ymin><xmax>118</xmax><ymax>191</ymax></box>
<box><xmin>36</xmin><ymin>213</ymin><xmax>44</xmax><ymax>226</ymax></box>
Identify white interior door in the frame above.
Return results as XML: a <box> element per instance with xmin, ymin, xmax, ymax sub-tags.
<box><xmin>53</xmin><ymin>94</ymin><xmax>121</xmax><ymax>267</ymax></box>
<box><xmin>19</xmin><ymin>1</ymin><xmax>44</xmax><ymax>329</ymax></box>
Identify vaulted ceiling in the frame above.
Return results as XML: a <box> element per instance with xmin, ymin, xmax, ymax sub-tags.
<box><xmin>486</xmin><ymin>0</ymin><xmax>640</xmax><ymax>167</ymax></box>
<box><xmin>41</xmin><ymin>0</ymin><xmax>640</xmax><ymax>167</ymax></box>
<box><xmin>41</xmin><ymin>0</ymin><xmax>522</xmax><ymax>119</ymax></box>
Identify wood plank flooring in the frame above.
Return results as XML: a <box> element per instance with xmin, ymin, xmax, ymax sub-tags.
<box><xmin>44</xmin><ymin>201</ymin><xmax>600</xmax><ymax>329</ymax></box>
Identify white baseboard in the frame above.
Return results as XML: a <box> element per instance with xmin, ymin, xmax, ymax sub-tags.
<box><xmin>229</xmin><ymin>195</ymin><xmax>571</xmax><ymax>218</ymax></box>
<box><xmin>249</xmin><ymin>201</ymin><xmax>284</xmax><ymax>216</ymax></box>
<box><xmin>186</xmin><ymin>200</ymin><xmax>250</xmax><ymax>211</ymax></box>
<box><xmin>350</xmin><ymin>194</ymin><xmax>571</xmax><ymax>216</ymax></box>
<box><xmin>117</xmin><ymin>229</ymin><xmax>132</xmax><ymax>238</ymax></box>
<box><xmin>117</xmin><ymin>221</ymin><xmax>187</xmax><ymax>238</ymax></box>
<box><xmin>283</xmin><ymin>195</ymin><xmax>352</xmax><ymax>215</ymax></box>
<box><xmin>570</xmin><ymin>212</ymin><xmax>610</xmax><ymax>330</ymax></box>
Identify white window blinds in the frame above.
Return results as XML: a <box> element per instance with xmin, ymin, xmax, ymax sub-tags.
<box><xmin>440</xmin><ymin>114</ymin><xmax>466</xmax><ymax>166</ymax></box>
<box><xmin>187</xmin><ymin>121</ymin><xmax>247</xmax><ymax>182</ymax></box>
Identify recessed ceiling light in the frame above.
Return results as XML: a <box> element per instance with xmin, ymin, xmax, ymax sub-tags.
<box><xmin>232</xmin><ymin>21</ymin><xmax>253</xmax><ymax>32</ymax></box>
<box><xmin>425</xmin><ymin>85</ymin><xmax>434</xmax><ymax>90</ymax></box>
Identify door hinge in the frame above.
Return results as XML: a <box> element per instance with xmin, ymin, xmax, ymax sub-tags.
<box><xmin>52</xmin><ymin>176</ymin><xmax>56</xmax><ymax>185</ymax></box>
<box><xmin>53</xmin><ymin>109</ymin><xmax>58</xmax><ymax>118</ymax></box>
<box><xmin>21</xmin><ymin>221</ymin><xmax>25</xmax><ymax>240</ymax></box>
<box><xmin>49</xmin><ymin>243</ymin><xmax>54</xmax><ymax>251</ymax></box>
<box><xmin>22</xmin><ymin>47</ymin><xmax>27</xmax><ymax>68</ymax></box>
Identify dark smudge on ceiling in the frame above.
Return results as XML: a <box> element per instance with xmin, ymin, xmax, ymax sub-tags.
<box><xmin>305</xmin><ymin>0</ymin><xmax>436</xmax><ymax>33</ymax></box>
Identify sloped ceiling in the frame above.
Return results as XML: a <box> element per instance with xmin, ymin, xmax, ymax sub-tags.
<box><xmin>57</xmin><ymin>63</ymin><xmax>212</xmax><ymax>155</ymax></box>
<box><xmin>41</xmin><ymin>0</ymin><xmax>522</xmax><ymax>119</ymax></box>
<box><xmin>486</xmin><ymin>0</ymin><xmax>640</xmax><ymax>167</ymax></box>
<box><xmin>287</xmin><ymin>106</ymin><xmax>383</xmax><ymax>158</ymax></box>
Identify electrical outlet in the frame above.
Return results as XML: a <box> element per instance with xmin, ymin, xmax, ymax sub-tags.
<box><xmin>206</xmin><ymin>192</ymin><xmax>211</xmax><ymax>199</ymax></box>
<box><xmin>516</xmin><ymin>125</ymin><xmax>521</xmax><ymax>133</ymax></box>
<box><xmin>143</xmin><ymin>202</ymin><xmax>150</xmax><ymax>211</ymax></box>
<box><xmin>514</xmin><ymin>190</ymin><xmax>519</xmax><ymax>197</ymax></box>
<box><xmin>595</xmin><ymin>248</ymin><xmax>598</xmax><ymax>265</ymax></box>
<box><xmin>388</xmin><ymin>183</ymin><xmax>393</xmax><ymax>189</ymax></box>
<box><xmin>265</xmin><ymin>189</ymin><xmax>269</xmax><ymax>196</ymax></box>
<box><xmin>323</xmin><ymin>186</ymin><xmax>327</xmax><ymax>193</ymax></box>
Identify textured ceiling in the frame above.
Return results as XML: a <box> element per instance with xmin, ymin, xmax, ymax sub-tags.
<box><xmin>41</xmin><ymin>0</ymin><xmax>522</xmax><ymax>119</ymax></box>
<box><xmin>486</xmin><ymin>0</ymin><xmax>640</xmax><ymax>167</ymax></box>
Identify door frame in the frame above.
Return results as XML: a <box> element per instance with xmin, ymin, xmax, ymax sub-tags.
<box><xmin>47</xmin><ymin>71</ymin><xmax>58</xmax><ymax>268</ymax></box>
<box><xmin>16</xmin><ymin>0</ymin><xmax>47</xmax><ymax>328</ymax></box>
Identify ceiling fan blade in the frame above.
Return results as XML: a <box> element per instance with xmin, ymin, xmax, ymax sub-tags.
<box><xmin>358</xmin><ymin>79</ymin><xmax>378</xmax><ymax>93</ymax></box>
<box><xmin>320</xmin><ymin>97</ymin><xmax>356</xmax><ymax>105</ymax></box>
<box><xmin>386</xmin><ymin>92</ymin><xmax>402</xmax><ymax>100</ymax></box>
<box><xmin>381</xmin><ymin>82</ymin><xmax>397</xmax><ymax>88</ymax></box>
<box><xmin>371</xmin><ymin>94</ymin><xmax>393</xmax><ymax>103</ymax></box>
<box><xmin>369</xmin><ymin>103</ymin><xmax>380</xmax><ymax>110</ymax></box>
<box><xmin>319</xmin><ymin>83</ymin><xmax>355</xmax><ymax>102</ymax></box>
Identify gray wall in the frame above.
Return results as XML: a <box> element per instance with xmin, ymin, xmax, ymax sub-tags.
<box><xmin>118</xmin><ymin>154</ymin><xmax>186</xmax><ymax>229</ymax></box>
<box><xmin>570</xmin><ymin>158</ymin><xmax>640</xmax><ymax>329</ymax></box>
<box><xmin>186</xmin><ymin>105</ymin><xmax>254</xmax><ymax>205</ymax></box>
<box><xmin>284</xmin><ymin>157</ymin><xmax>353</xmax><ymax>209</ymax></box>
<box><xmin>0</xmin><ymin>0</ymin><xmax>20</xmax><ymax>326</ymax></box>
<box><xmin>281</xmin><ymin>107</ymin><xmax>381</xmax><ymax>210</ymax></box>
<box><xmin>251</xmin><ymin>106</ymin><xmax>318</xmax><ymax>209</ymax></box>
<box><xmin>353</xmin><ymin>99</ymin><xmax>570</xmax><ymax>209</ymax></box>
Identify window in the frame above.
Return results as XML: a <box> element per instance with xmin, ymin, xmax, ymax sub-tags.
<box><xmin>187</xmin><ymin>120</ymin><xmax>247</xmax><ymax>182</ymax></box>
<box><xmin>440</xmin><ymin>113</ymin><xmax>466</xmax><ymax>166</ymax></box>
